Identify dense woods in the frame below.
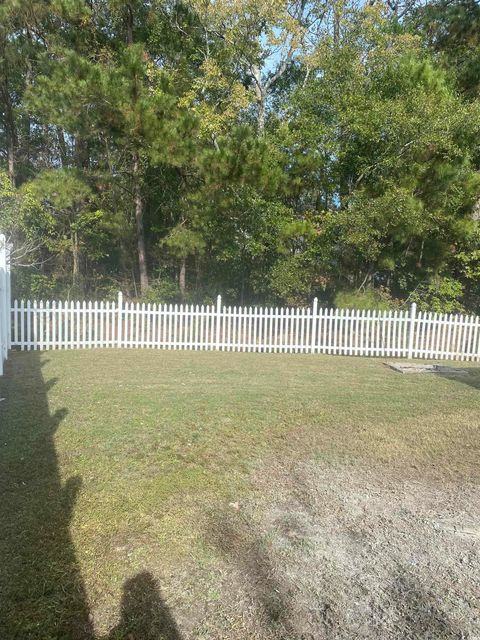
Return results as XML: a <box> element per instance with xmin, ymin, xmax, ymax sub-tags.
<box><xmin>1</xmin><ymin>0</ymin><xmax>480</xmax><ymax>312</ymax></box>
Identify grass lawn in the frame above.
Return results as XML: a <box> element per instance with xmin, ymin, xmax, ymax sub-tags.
<box><xmin>1</xmin><ymin>350</ymin><xmax>479</xmax><ymax>639</ymax></box>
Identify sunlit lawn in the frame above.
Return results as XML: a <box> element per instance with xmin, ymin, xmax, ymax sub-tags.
<box><xmin>1</xmin><ymin>350</ymin><xmax>479</xmax><ymax>639</ymax></box>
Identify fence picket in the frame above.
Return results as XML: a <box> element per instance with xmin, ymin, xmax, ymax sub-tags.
<box><xmin>19</xmin><ymin>299</ymin><xmax>25</xmax><ymax>351</ymax></box>
<box><xmin>315</xmin><ymin>306</ymin><xmax>321</xmax><ymax>354</ymax></box>
<box><xmin>152</xmin><ymin>303</ymin><xmax>157</xmax><ymax>349</ymax></box>
<box><xmin>198</xmin><ymin>305</ymin><xmax>204</xmax><ymax>351</ymax></box>
<box><xmin>13</xmin><ymin>299</ymin><xmax>18</xmax><ymax>347</ymax></box>
<box><xmin>472</xmin><ymin>316</ymin><xmax>479</xmax><ymax>361</ymax></box>
<box><xmin>460</xmin><ymin>315</ymin><xmax>468</xmax><ymax>362</ymax></box>
<box><xmin>464</xmin><ymin>316</ymin><xmax>472</xmax><ymax>362</ymax></box>
<box><xmin>52</xmin><ymin>300</ymin><xmax>58</xmax><ymax>350</ymax></box>
<box><xmin>439</xmin><ymin>313</ymin><xmax>446</xmax><ymax>360</ymax></box>
<box><xmin>374</xmin><ymin>310</ymin><xmax>380</xmax><ymax>356</ymax></box>
<box><xmin>451</xmin><ymin>314</ymin><xmax>459</xmax><ymax>360</ymax></box>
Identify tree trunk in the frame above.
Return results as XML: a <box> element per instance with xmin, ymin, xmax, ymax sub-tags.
<box><xmin>57</xmin><ymin>127</ymin><xmax>68</xmax><ymax>167</ymax></box>
<box><xmin>23</xmin><ymin>29</ymin><xmax>33</xmax><ymax>173</ymax></box>
<box><xmin>257</xmin><ymin>95</ymin><xmax>266</xmax><ymax>133</ymax></box>
<box><xmin>7</xmin><ymin>123</ymin><xmax>15</xmax><ymax>186</ymax></box>
<box><xmin>74</xmin><ymin>135</ymin><xmax>89</xmax><ymax>169</ymax></box>
<box><xmin>0</xmin><ymin>32</ymin><xmax>16</xmax><ymax>186</ymax></box>
<box><xmin>133</xmin><ymin>152</ymin><xmax>149</xmax><ymax>294</ymax></box>
<box><xmin>125</xmin><ymin>6</ymin><xmax>148</xmax><ymax>294</ymax></box>
<box><xmin>195</xmin><ymin>255</ymin><xmax>201</xmax><ymax>291</ymax></box>
<box><xmin>333</xmin><ymin>6</ymin><xmax>341</xmax><ymax>45</ymax></box>
<box><xmin>251</xmin><ymin>65</ymin><xmax>266</xmax><ymax>133</ymax></box>
<box><xmin>125</xmin><ymin>4</ymin><xmax>134</xmax><ymax>45</ymax></box>
<box><xmin>72</xmin><ymin>230</ymin><xmax>80</xmax><ymax>291</ymax></box>
<box><xmin>1</xmin><ymin>81</ymin><xmax>16</xmax><ymax>186</ymax></box>
<box><xmin>179</xmin><ymin>256</ymin><xmax>186</xmax><ymax>299</ymax></box>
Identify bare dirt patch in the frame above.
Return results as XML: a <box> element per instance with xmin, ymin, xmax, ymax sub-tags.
<box><xmin>201</xmin><ymin>460</ymin><xmax>480</xmax><ymax>639</ymax></box>
<box><xmin>386</xmin><ymin>362</ymin><xmax>470</xmax><ymax>375</ymax></box>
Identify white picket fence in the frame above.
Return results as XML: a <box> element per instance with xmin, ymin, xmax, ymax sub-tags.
<box><xmin>0</xmin><ymin>234</ymin><xmax>12</xmax><ymax>375</ymax></box>
<box><xmin>9</xmin><ymin>293</ymin><xmax>480</xmax><ymax>361</ymax></box>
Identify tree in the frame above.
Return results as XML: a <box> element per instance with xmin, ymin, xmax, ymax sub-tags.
<box><xmin>282</xmin><ymin>6</ymin><xmax>480</xmax><ymax>299</ymax></box>
<box><xmin>186</xmin><ymin>0</ymin><xmax>339</xmax><ymax>133</ymax></box>
<box><xmin>412</xmin><ymin>0</ymin><xmax>480</xmax><ymax>98</ymax></box>
<box><xmin>22</xmin><ymin>169</ymin><xmax>107</xmax><ymax>294</ymax></box>
<box><xmin>26</xmin><ymin>1</ymin><xmax>196</xmax><ymax>295</ymax></box>
<box><xmin>1</xmin><ymin>0</ymin><xmax>479</xmax><ymax>313</ymax></box>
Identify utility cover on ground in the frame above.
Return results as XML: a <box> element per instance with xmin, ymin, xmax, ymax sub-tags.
<box><xmin>386</xmin><ymin>363</ymin><xmax>469</xmax><ymax>375</ymax></box>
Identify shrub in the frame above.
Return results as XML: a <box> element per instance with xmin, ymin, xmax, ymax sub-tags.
<box><xmin>334</xmin><ymin>288</ymin><xmax>401</xmax><ymax>311</ymax></box>
<box><xmin>409</xmin><ymin>277</ymin><xmax>465</xmax><ymax>314</ymax></box>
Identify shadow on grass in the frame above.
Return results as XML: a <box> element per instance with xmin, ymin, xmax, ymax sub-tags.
<box><xmin>207</xmin><ymin>509</ymin><xmax>339</xmax><ymax>639</ymax></box>
<box><xmin>0</xmin><ymin>352</ymin><xmax>181</xmax><ymax>640</ymax></box>
<box><xmin>441</xmin><ymin>368</ymin><xmax>480</xmax><ymax>390</ymax></box>
<box><xmin>391</xmin><ymin>572</ymin><xmax>464</xmax><ymax>639</ymax></box>
<box><xmin>107</xmin><ymin>572</ymin><xmax>181</xmax><ymax>640</ymax></box>
<box><xmin>209</xmin><ymin>511</ymin><xmax>295</xmax><ymax>635</ymax></box>
<box><xmin>208</xmin><ymin>505</ymin><xmax>469</xmax><ymax>639</ymax></box>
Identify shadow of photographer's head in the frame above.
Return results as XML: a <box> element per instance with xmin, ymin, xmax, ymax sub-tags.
<box><xmin>106</xmin><ymin>571</ymin><xmax>182</xmax><ymax>640</ymax></box>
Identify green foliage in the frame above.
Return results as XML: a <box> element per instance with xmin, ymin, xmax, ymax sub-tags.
<box><xmin>412</xmin><ymin>0</ymin><xmax>480</xmax><ymax>98</ymax></box>
<box><xmin>0</xmin><ymin>171</ymin><xmax>20</xmax><ymax>234</ymax></box>
<box><xmin>284</xmin><ymin>12</ymin><xmax>480</xmax><ymax>309</ymax></box>
<box><xmin>334</xmin><ymin>289</ymin><xmax>402</xmax><ymax>311</ymax></box>
<box><xmin>20</xmin><ymin>169</ymin><xmax>109</xmax><ymax>267</ymax></box>
<box><xmin>141</xmin><ymin>277</ymin><xmax>180</xmax><ymax>304</ymax></box>
<box><xmin>13</xmin><ymin>271</ymin><xmax>57</xmax><ymax>301</ymax></box>
<box><xmin>410</xmin><ymin>277</ymin><xmax>466</xmax><ymax>313</ymax></box>
<box><xmin>268</xmin><ymin>255</ymin><xmax>315</xmax><ymax>306</ymax></box>
<box><xmin>161</xmin><ymin>225</ymin><xmax>205</xmax><ymax>259</ymax></box>
<box><xmin>1</xmin><ymin>0</ymin><xmax>480</xmax><ymax>313</ymax></box>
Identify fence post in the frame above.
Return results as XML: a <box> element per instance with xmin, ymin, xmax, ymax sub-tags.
<box><xmin>0</xmin><ymin>239</ymin><xmax>3</xmax><ymax>364</ymax></box>
<box><xmin>5</xmin><ymin>242</ymin><xmax>11</xmax><ymax>351</ymax></box>
<box><xmin>215</xmin><ymin>294</ymin><xmax>222</xmax><ymax>351</ymax></box>
<box><xmin>0</xmin><ymin>235</ymin><xmax>5</xmax><ymax>374</ymax></box>
<box><xmin>407</xmin><ymin>302</ymin><xmax>417</xmax><ymax>359</ymax></box>
<box><xmin>310</xmin><ymin>298</ymin><xmax>318</xmax><ymax>354</ymax></box>
<box><xmin>117</xmin><ymin>291</ymin><xmax>123</xmax><ymax>348</ymax></box>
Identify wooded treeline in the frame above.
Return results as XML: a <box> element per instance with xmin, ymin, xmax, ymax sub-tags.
<box><xmin>1</xmin><ymin>0</ymin><xmax>480</xmax><ymax>311</ymax></box>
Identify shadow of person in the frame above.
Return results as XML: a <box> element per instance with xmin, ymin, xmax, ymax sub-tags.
<box><xmin>105</xmin><ymin>571</ymin><xmax>182</xmax><ymax>640</ymax></box>
<box><xmin>0</xmin><ymin>352</ymin><xmax>182</xmax><ymax>640</ymax></box>
<box><xmin>0</xmin><ymin>352</ymin><xmax>94</xmax><ymax>639</ymax></box>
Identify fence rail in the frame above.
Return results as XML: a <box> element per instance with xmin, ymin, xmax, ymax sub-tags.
<box><xmin>9</xmin><ymin>294</ymin><xmax>480</xmax><ymax>361</ymax></box>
